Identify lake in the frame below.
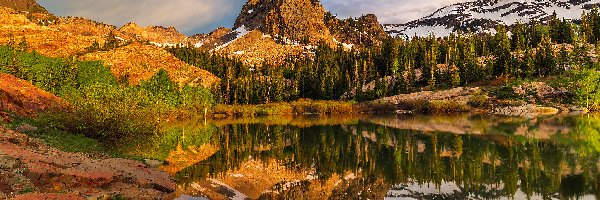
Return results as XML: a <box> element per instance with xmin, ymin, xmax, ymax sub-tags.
<box><xmin>125</xmin><ymin>114</ymin><xmax>600</xmax><ymax>200</ymax></box>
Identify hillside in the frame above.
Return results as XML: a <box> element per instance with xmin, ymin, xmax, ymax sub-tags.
<box><xmin>0</xmin><ymin>4</ymin><xmax>219</xmax><ymax>88</ymax></box>
<box><xmin>0</xmin><ymin>6</ymin><xmax>106</xmax><ymax>57</ymax></box>
<box><xmin>384</xmin><ymin>0</ymin><xmax>600</xmax><ymax>37</ymax></box>
<box><xmin>119</xmin><ymin>22</ymin><xmax>192</xmax><ymax>46</ymax></box>
<box><xmin>0</xmin><ymin>73</ymin><xmax>64</xmax><ymax>121</ymax></box>
<box><xmin>50</xmin><ymin>16</ymin><xmax>120</xmax><ymax>38</ymax></box>
<box><xmin>79</xmin><ymin>43</ymin><xmax>219</xmax><ymax>88</ymax></box>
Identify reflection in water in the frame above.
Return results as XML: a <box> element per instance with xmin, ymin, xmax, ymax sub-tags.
<box><xmin>131</xmin><ymin>114</ymin><xmax>600</xmax><ymax>199</ymax></box>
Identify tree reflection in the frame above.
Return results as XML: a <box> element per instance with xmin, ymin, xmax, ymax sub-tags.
<box><xmin>169</xmin><ymin>116</ymin><xmax>600</xmax><ymax>199</ymax></box>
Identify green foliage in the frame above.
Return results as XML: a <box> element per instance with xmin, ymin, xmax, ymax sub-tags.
<box><xmin>47</xmin><ymin>84</ymin><xmax>162</xmax><ymax>143</ymax></box>
<box><xmin>76</xmin><ymin>61</ymin><xmax>118</xmax><ymax>87</ymax></box>
<box><xmin>0</xmin><ymin>46</ymin><xmax>77</xmax><ymax>95</ymax></box>
<box><xmin>0</xmin><ymin>45</ymin><xmax>214</xmax><ymax>143</ymax></box>
<box><xmin>468</xmin><ymin>91</ymin><xmax>490</xmax><ymax>108</ymax></box>
<box><xmin>169</xmin><ymin>14</ymin><xmax>600</xmax><ymax>104</ymax></box>
<box><xmin>140</xmin><ymin>69</ymin><xmax>180</xmax><ymax>106</ymax></box>
<box><xmin>570</xmin><ymin>69</ymin><xmax>600</xmax><ymax>110</ymax></box>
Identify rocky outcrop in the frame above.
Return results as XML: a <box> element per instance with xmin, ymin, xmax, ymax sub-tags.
<box><xmin>51</xmin><ymin>17</ymin><xmax>119</xmax><ymax>38</ymax></box>
<box><xmin>326</xmin><ymin>14</ymin><xmax>387</xmax><ymax>46</ymax></box>
<box><xmin>0</xmin><ymin>127</ymin><xmax>176</xmax><ymax>199</ymax></box>
<box><xmin>119</xmin><ymin>22</ymin><xmax>189</xmax><ymax>46</ymax></box>
<box><xmin>219</xmin><ymin>30</ymin><xmax>304</xmax><ymax>66</ymax></box>
<box><xmin>191</xmin><ymin>27</ymin><xmax>232</xmax><ymax>50</ymax></box>
<box><xmin>234</xmin><ymin>0</ymin><xmax>333</xmax><ymax>45</ymax></box>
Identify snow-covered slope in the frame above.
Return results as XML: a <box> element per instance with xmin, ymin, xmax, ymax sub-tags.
<box><xmin>384</xmin><ymin>0</ymin><xmax>600</xmax><ymax>38</ymax></box>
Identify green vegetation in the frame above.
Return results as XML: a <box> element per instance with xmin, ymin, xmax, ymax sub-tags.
<box><xmin>167</xmin><ymin>8</ymin><xmax>600</xmax><ymax>111</ymax></box>
<box><xmin>570</xmin><ymin>70</ymin><xmax>600</xmax><ymax>110</ymax></box>
<box><xmin>211</xmin><ymin>99</ymin><xmax>356</xmax><ymax>116</ymax></box>
<box><xmin>0</xmin><ymin>45</ymin><xmax>214</xmax><ymax>145</ymax></box>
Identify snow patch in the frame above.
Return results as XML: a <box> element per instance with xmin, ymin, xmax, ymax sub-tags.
<box><xmin>150</xmin><ymin>42</ymin><xmax>179</xmax><ymax>48</ymax></box>
<box><xmin>213</xmin><ymin>25</ymin><xmax>251</xmax><ymax>51</ymax></box>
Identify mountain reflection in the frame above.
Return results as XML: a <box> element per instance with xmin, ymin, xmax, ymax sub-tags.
<box><xmin>130</xmin><ymin>114</ymin><xmax>600</xmax><ymax>199</ymax></box>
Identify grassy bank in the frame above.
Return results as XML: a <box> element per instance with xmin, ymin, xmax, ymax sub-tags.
<box><xmin>211</xmin><ymin>99</ymin><xmax>357</xmax><ymax>117</ymax></box>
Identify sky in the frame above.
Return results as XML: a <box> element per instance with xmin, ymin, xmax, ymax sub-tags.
<box><xmin>38</xmin><ymin>0</ymin><xmax>468</xmax><ymax>35</ymax></box>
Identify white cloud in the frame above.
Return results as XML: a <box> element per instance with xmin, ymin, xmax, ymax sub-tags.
<box><xmin>38</xmin><ymin>0</ymin><xmax>246</xmax><ymax>35</ymax></box>
<box><xmin>322</xmin><ymin>0</ymin><xmax>469</xmax><ymax>24</ymax></box>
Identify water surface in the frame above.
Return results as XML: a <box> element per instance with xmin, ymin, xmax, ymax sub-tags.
<box><xmin>127</xmin><ymin>114</ymin><xmax>600</xmax><ymax>199</ymax></box>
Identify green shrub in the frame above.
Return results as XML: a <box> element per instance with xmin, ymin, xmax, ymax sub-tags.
<box><xmin>468</xmin><ymin>92</ymin><xmax>491</xmax><ymax>108</ymax></box>
<box><xmin>76</xmin><ymin>61</ymin><xmax>117</xmax><ymax>87</ymax></box>
<box><xmin>570</xmin><ymin>70</ymin><xmax>600</xmax><ymax>110</ymax></box>
<box><xmin>45</xmin><ymin>84</ymin><xmax>162</xmax><ymax>143</ymax></box>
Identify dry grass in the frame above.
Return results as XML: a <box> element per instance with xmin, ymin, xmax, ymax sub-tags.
<box><xmin>211</xmin><ymin>99</ymin><xmax>357</xmax><ymax>116</ymax></box>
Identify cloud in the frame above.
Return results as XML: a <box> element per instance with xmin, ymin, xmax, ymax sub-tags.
<box><xmin>37</xmin><ymin>0</ymin><xmax>468</xmax><ymax>35</ymax></box>
<box><xmin>322</xmin><ymin>0</ymin><xmax>469</xmax><ymax>24</ymax></box>
<box><xmin>38</xmin><ymin>0</ymin><xmax>247</xmax><ymax>35</ymax></box>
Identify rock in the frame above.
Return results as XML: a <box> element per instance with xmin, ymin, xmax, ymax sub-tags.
<box><xmin>492</xmin><ymin>105</ymin><xmax>559</xmax><ymax>117</ymax></box>
<box><xmin>144</xmin><ymin>159</ymin><xmax>164</xmax><ymax>168</ymax></box>
<box><xmin>0</xmin><ymin>156</ymin><xmax>18</xmax><ymax>170</ymax></box>
<box><xmin>567</xmin><ymin>106</ymin><xmax>590</xmax><ymax>115</ymax></box>
<box><xmin>13</xmin><ymin>193</ymin><xmax>86</xmax><ymax>200</ymax></box>
<box><xmin>15</xmin><ymin>124</ymin><xmax>37</xmax><ymax>133</ymax></box>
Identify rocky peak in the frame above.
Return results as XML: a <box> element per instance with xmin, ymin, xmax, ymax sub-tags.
<box><xmin>326</xmin><ymin>13</ymin><xmax>387</xmax><ymax>46</ymax></box>
<box><xmin>0</xmin><ymin>0</ymin><xmax>47</xmax><ymax>13</ymax></box>
<box><xmin>234</xmin><ymin>0</ymin><xmax>332</xmax><ymax>45</ymax></box>
<box><xmin>119</xmin><ymin>23</ymin><xmax>188</xmax><ymax>45</ymax></box>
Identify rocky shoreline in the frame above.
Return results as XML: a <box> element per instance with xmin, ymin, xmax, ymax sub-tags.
<box><xmin>0</xmin><ymin>127</ymin><xmax>176</xmax><ymax>199</ymax></box>
<box><xmin>366</xmin><ymin>83</ymin><xmax>588</xmax><ymax>117</ymax></box>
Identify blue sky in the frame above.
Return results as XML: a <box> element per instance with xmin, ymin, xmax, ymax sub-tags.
<box><xmin>38</xmin><ymin>0</ymin><xmax>467</xmax><ymax>35</ymax></box>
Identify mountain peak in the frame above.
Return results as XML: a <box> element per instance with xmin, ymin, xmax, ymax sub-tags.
<box><xmin>384</xmin><ymin>0</ymin><xmax>600</xmax><ymax>38</ymax></box>
<box><xmin>234</xmin><ymin>0</ymin><xmax>332</xmax><ymax>45</ymax></box>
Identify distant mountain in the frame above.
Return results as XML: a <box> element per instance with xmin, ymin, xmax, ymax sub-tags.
<box><xmin>384</xmin><ymin>0</ymin><xmax>600</xmax><ymax>38</ymax></box>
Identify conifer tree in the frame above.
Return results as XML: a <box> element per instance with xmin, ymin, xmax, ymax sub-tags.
<box><xmin>493</xmin><ymin>25</ymin><xmax>512</xmax><ymax>76</ymax></box>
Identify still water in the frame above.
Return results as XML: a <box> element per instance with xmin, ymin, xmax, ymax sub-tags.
<box><xmin>128</xmin><ymin>114</ymin><xmax>600</xmax><ymax>199</ymax></box>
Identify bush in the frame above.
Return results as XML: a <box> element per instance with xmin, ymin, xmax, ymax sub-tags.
<box><xmin>468</xmin><ymin>92</ymin><xmax>491</xmax><ymax>108</ymax></box>
<box><xmin>570</xmin><ymin>70</ymin><xmax>600</xmax><ymax>110</ymax></box>
<box><xmin>44</xmin><ymin>84</ymin><xmax>162</xmax><ymax>143</ymax></box>
<box><xmin>76</xmin><ymin>61</ymin><xmax>117</xmax><ymax>87</ymax></box>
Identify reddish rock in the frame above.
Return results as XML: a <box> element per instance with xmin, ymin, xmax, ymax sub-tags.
<box><xmin>12</xmin><ymin>193</ymin><xmax>85</xmax><ymax>200</ymax></box>
<box><xmin>0</xmin><ymin>127</ymin><xmax>176</xmax><ymax>199</ymax></box>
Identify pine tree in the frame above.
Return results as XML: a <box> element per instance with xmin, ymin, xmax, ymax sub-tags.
<box><xmin>493</xmin><ymin>25</ymin><xmax>512</xmax><ymax>76</ymax></box>
<box><xmin>511</xmin><ymin>22</ymin><xmax>527</xmax><ymax>50</ymax></box>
